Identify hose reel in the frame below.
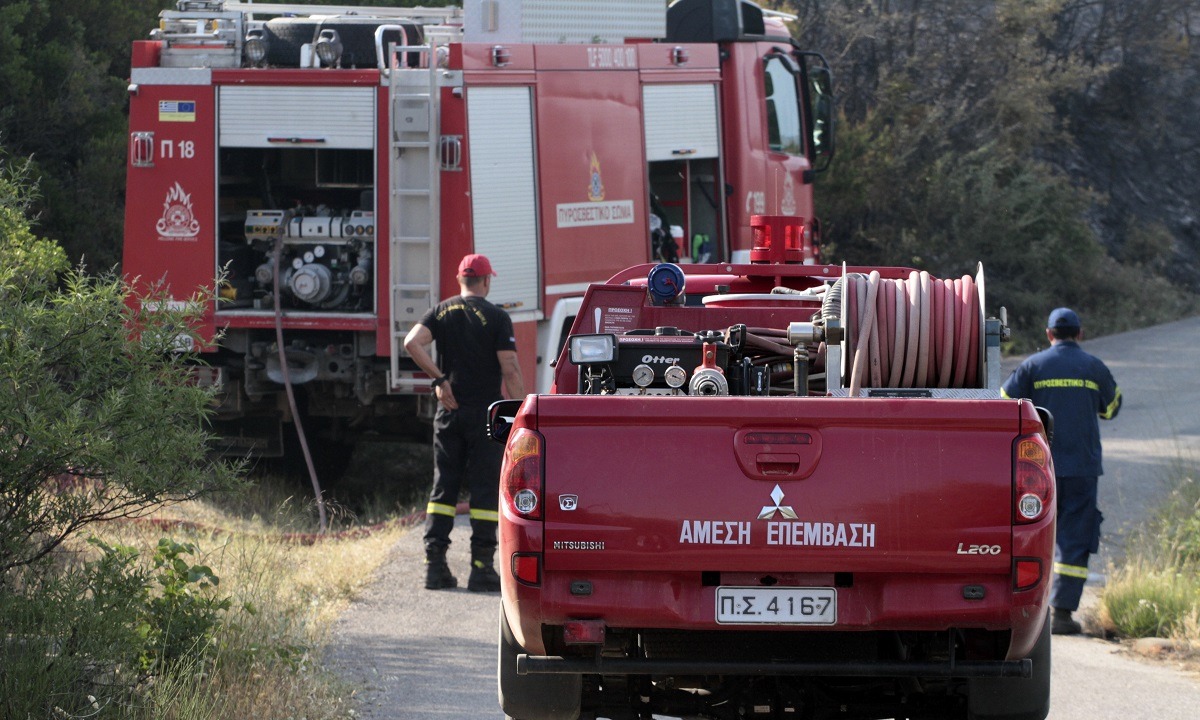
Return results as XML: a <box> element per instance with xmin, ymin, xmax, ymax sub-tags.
<box><xmin>838</xmin><ymin>266</ymin><xmax>988</xmax><ymax>396</ymax></box>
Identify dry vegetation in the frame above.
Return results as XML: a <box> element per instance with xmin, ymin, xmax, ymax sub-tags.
<box><xmin>73</xmin><ymin>494</ymin><xmax>414</xmax><ymax>719</ymax></box>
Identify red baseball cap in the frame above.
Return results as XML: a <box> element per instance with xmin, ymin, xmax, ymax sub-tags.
<box><xmin>457</xmin><ymin>253</ymin><xmax>496</xmax><ymax>278</ymax></box>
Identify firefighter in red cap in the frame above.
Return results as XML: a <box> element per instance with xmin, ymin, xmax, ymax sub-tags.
<box><xmin>404</xmin><ymin>253</ymin><xmax>526</xmax><ymax>591</ymax></box>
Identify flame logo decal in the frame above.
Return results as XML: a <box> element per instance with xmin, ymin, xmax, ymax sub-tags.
<box><xmin>156</xmin><ymin>182</ymin><xmax>201</xmax><ymax>237</ymax></box>
<box><xmin>587</xmin><ymin>152</ymin><xmax>605</xmax><ymax>202</ymax></box>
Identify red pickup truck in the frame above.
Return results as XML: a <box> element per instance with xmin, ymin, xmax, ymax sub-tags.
<box><xmin>492</xmin><ymin>248</ymin><xmax>1055</xmax><ymax>720</ymax></box>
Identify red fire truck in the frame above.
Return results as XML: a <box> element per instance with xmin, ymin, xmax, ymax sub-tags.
<box><xmin>122</xmin><ymin>0</ymin><xmax>833</xmax><ymax>455</ymax></box>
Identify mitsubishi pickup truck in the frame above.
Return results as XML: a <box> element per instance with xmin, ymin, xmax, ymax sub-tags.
<box><xmin>491</xmin><ymin>226</ymin><xmax>1055</xmax><ymax>720</ymax></box>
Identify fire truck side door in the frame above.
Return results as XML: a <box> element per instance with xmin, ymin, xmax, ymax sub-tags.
<box><xmin>643</xmin><ymin>83</ymin><xmax>724</xmax><ymax>261</ymax></box>
<box><xmin>466</xmin><ymin>86</ymin><xmax>540</xmax><ymax>315</ymax></box>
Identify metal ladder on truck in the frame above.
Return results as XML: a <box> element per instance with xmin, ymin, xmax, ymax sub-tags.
<box><xmin>382</xmin><ymin>27</ymin><xmax>445</xmax><ymax>396</ymax></box>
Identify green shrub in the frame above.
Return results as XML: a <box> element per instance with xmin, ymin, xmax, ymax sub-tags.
<box><xmin>1102</xmin><ymin>561</ymin><xmax>1200</xmax><ymax>638</ymax></box>
<box><xmin>140</xmin><ymin>538</ymin><xmax>232</xmax><ymax>673</ymax></box>
<box><xmin>0</xmin><ymin>537</ymin><xmax>231</xmax><ymax>719</ymax></box>
<box><xmin>0</xmin><ymin>543</ymin><xmax>142</xmax><ymax>718</ymax></box>
<box><xmin>1102</xmin><ymin>476</ymin><xmax>1200</xmax><ymax>639</ymax></box>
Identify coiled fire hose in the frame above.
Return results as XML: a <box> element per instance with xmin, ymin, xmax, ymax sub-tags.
<box><xmin>843</xmin><ymin>270</ymin><xmax>981</xmax><ymax>396</ymax></box>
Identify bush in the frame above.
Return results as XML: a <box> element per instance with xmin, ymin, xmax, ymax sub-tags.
<box><xmin>0</xmin><ymin>536</ymin><xmax>230</xmax><ymax>718</ymax></box>
<box><xmin>1101</xmin><ymin>476</ymin><xmax>1200</xmax><ymax>639</ymax></box>
<box><xmin>1101</xmin><ymin>561</ymin><xmax>1200</xmax><ymax>639</ymax></box>
<box><xmin>0</xmin><ymin>149</ymin><xmax>245</xmax><ymax>717</ymax></box>
<box><xmin>0</xmin><ymin>155</ymin><xmax>243</xmax><ymax>574</ymax></box>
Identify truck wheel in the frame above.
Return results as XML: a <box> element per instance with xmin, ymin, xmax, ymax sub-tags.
<box><xmin>498</xmin><ymin>606</ymin><xmax>582</xmax><ymax>720</ymax></box>
<box><xmin>967</xmin><ymin>612</ymin><xmax>1051</xmax><ymax>720</ymax></box>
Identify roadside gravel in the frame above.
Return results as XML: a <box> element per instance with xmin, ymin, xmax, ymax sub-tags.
<box><xmin>326</xmin><ymin>515</ymin><xmax>501</xmax><ymax>719</ymax></box>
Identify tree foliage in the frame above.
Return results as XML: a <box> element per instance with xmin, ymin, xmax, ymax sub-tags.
<box><xmin>0</xmin><ymin>0</ymin><xmax>1193</xmax><ymax>342</ymax></box>
<box><xmin>0</xmin><ymin>0</ymin><xmax>176</xmax><ymax>268</ymax></box>
<box><xmin>0</xmin><ymin>155</ymin><xmax>243</xmax><ymax>574</ymax></box>
<box><xmin>784</xmin><ymin>0</ymin><xmax>1198</xmax><ymax>344</ymax></box>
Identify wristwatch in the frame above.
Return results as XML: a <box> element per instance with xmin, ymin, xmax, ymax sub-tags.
<box><xmin>431</xmin><ymin>376</ymin><xmax>447</xmax><ymax>389</ymax></box>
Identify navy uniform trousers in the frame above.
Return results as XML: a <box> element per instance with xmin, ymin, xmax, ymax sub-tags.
<box><xmin>1053</xmin><ymin>475</ymin><xmax>1102</xmax><ymax>611</ymax></box>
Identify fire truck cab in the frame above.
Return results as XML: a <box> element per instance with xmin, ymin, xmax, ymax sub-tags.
<box><xmin>122</xmin><ymin>0</ymin><xmax>834</xmax><ymax>455</ymax></box>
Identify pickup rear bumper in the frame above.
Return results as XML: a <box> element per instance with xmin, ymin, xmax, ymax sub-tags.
<box><xmin>503</xmin><ymin>568</ymin><xmax>1051</xmax><ymax>660</ymax></box>
<box><xmin>517</xmin><ymin>654</ymin><xmax>1032</xmax><ymax>679</ymax></box>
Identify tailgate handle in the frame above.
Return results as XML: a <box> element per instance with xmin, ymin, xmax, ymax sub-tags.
<box><xmin>734</xmin><ymin>429</ymin><xmax>821</xmax><ymax>480</ymax></box>
<box><xmin>756</xmin><ymin>453</ymin><xmax>801</xmax><ymax>476</ymax></box>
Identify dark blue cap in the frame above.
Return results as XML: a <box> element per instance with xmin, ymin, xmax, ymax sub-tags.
<box><xmin>1047</xmin><ymin>307</ymin><xmax>1080</xmax><ymax>329</ymax></box>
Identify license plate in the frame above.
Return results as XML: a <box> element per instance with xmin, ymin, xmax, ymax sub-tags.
<box><xmin>715</xmin><ymin>586</ymin><xmax>837</xmax><ymax>625</ymax></box>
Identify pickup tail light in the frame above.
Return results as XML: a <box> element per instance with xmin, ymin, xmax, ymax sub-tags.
<box><xmin>502</xmin><ymin>427</ymin><xmax>544</xmax><ymax>520</ymax></box>
<box><xmin>1014</xmin><ymin>435</ymin><xmax>1054</xmax><ymax>524</ymax></box>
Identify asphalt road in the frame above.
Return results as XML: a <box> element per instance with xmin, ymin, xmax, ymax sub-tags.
<box><xmin>328</xmin><ymin>316</ymin><xmax>1200</xmax><ymax>719</ymax></box>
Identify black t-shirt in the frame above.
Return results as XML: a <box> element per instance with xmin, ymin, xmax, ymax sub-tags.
<box><xmin>419</xmin><ymin>294</ymin><xmax>517</xmax><ymax>407</ymax></box>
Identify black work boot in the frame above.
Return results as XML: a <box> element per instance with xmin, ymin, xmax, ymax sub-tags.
<box><xmin>424</xmin><ymin>546</ymin><xmax>458</xmax><ymax>590</ymax></box>
<box><xmin>467</xmin><ymin>551</ymin><xmax>502</xmax><ymax>593</ymax></box>
<box><xmin>1051</xmin><ymin>607</ymin><xmax>1081</xmax><ymax>635</ymax></box>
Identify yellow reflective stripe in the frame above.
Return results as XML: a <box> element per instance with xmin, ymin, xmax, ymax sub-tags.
<box><xmin>1000</xmin><ymin>388</ymin><xmax>1013</xmax><ymax>399</ymax></box>
<box><xmin>469</xmin><ymin>508</ymin><xmax>499</xmax><ymax>523</ymax></box>
<box><xmin>1054</xmin><ymin>562</ymin><xmax>1089</xmax><ymax>579</ymax></box>
<box><xmin>426</xmin><ymin>502</ymin><xmax>458</xmax><ymax>518</ymax></box>
<box><xmin>1101</xmin><ymin>388</ymin><xmax>1122</xmax><ymax>419</ymax></box>
<box><xmin>1032</xmin><ymin>378</ymin><xmax>1100</xmax><ymax>391</ymax></box>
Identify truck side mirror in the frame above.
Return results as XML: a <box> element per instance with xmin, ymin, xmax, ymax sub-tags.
<box><xmin>1035</xmin><ymin>406</ymin><xmax>1055</xmax><ymax>445</ymax></box>
<box><xmin>488</xmin><ymin>399</ymin><xmax>524</xmax><ymax>443</ymax></box>
<box><xmin>809</xmin><ymin>66</ymin><xmax>835</xmax><ymax>172</ymax></box>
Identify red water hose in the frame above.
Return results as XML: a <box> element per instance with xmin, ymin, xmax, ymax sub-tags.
<box><xmin>845</xmin><ymin>271</ymin><xmax>981</xmax><ymax>394</ymax></box>
<box><xmin>273</xmin><ymin>229</ymin><xmax>328</xmax><ymax>533</ymax></box>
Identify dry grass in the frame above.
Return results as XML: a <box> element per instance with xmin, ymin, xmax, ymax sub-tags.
<box><xmin>1098</xmin><ymin>473</ymin><xmax>1200</xmax><ymax>661</ymax></box>
<box><xmin>79</xmin><ymin>495</ymin><xmax>414</xmax><ymax>719</ymax></box>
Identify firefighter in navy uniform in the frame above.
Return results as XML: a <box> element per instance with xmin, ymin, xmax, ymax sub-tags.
<box><xmin>403</xmin><ymin>254</ymin><xmax>526</xmax><ymax>592</ymax></box>
<box><xmin>1002</xmin><ymin>307</ymin><xmax>1122</xmax><ymax>635</ymax></box>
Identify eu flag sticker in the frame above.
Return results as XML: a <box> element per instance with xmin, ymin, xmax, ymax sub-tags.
<box><xmin>159</xmin><ymin>100</ymin><xmax>197</xmax><ymax>122</ymax></box>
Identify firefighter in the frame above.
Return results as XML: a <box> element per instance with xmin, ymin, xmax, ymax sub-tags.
<box><xmin>1002</xmin><ymin>307</ymin><xmax>1122</xmax><ymax>634</ymax></box>
<box><xmin>403</xmin><ymin>254</ymin><xmax>526</xmax><ymax>592</ymax></box>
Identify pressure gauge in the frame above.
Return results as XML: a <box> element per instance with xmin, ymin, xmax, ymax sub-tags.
<box><xmin>664</xmin><ymin>365</ymin><xmax>687</xmax><ymax>389</ymax></box>
<box><xmin>292</xmin><ymin>258</ymin><xmax>305</xmax><ymax>270</ymax></box>
<box><xmin>632</xmin><ymin>364</ymin><xmax>655</xmax><ymax>388</ymax></box>
<box><xmin>303</xmin><ymin>251</ymin><xmax>315</xmax><ymax>263</ymax></box>
<box><xmin>313</xmin><ymin>245</ymin><xmax>325</xmax><ymax>258</ymax></box>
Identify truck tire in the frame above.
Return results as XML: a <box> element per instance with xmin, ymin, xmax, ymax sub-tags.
<box><xmin>498</xmin><ymin>606</ymin><xmax>582</xmax><ymax>720</ymax></box>
<box><xmin>967</xmin><ymin>612</ymin><xmax>1051</xmax><ymax>720</ymax></box>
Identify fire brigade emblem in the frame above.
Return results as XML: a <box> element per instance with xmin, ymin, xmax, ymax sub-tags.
<box><xmin>587</xmin><ymin>152</ymin><xmax>605</xmax><ymax>202</ymax></box>
<box><xmin>780</xmin><ymin>172</ymin><xmax>797</xmax><ymax>215</ymax></box>
<box><xmin>156</xmin><ymin>182</ymin><xmax>201</xmax><ymax>238</ymax></box>
<box><xmin>758</xmin><ymin>484</ymin><xmax>798</xmax><ymax>520</ymax></box>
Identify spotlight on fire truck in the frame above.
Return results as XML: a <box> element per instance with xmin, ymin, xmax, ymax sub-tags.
<box><xmin>244</xmin><ymin>28</ymin><xmax>268</xmax><ymax>67</ymax></box>
<box><xmin>315</xmin><ymin>29</ymin><xmax>344</xmax><ymax>68</ymax></box>
<box><xmin>569</xmin><ymin>335</ymin><xmax>617</xmax><ymax>365</ymax></box>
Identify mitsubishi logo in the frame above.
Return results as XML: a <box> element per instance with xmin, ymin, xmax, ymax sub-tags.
<box><xmin>758</xmin><ymin>484</ymin><xmax>797</xmax><ymax>520</ymax></box>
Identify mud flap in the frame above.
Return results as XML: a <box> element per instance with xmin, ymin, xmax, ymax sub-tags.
<box><xmin>498</xmin><ymin>606</ymin><xmax>581</xmax><ymax>720</ymax></box>
<box><xmin>967</xmin><ymin>611</ymin><xmax>1052</xmax><ymax>720</ymax></box>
